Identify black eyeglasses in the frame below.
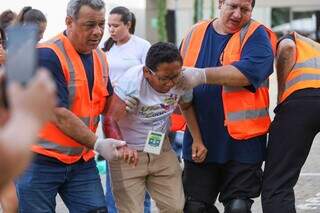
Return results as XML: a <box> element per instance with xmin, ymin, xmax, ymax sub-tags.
<box><xmin>147</xmin><ymin>67</ymin><xmax>181</xmax><ymax>85</ymax></box>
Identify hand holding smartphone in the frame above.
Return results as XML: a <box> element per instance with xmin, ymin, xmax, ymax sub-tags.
<box><xmin>0</xmin><ymin>24</ymin><xmax>38</xmax><ymax>108</ymax></box>
<box><xmin>5</xmin><ymin>24</ymin><xmax>38</xmax><ymax>85</ymax></box>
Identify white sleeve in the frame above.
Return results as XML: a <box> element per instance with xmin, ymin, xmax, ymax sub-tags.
<box><xmin>114</xmin><ymin>68</ymin><xmax>140</xmax><ymax>101</ymax></box>
<box><xmin>180</xmin><ymin>89</ymin><xmax>193</xmax><ymax>103</ymax></box>
<box><xmin>141</xmin><ymin>41</ymin><xmax>151</xmax><ymax>64</ymax></box>
<box><xmin>114</xmin><ymin>76</ymin><xmax>136</xmax><ymax>102</ymax></box>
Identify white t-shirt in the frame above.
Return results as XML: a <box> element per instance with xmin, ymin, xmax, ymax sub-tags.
<box><xmin>115</xmin><ymin>65</ymin><xmax>192</xmax><ymax>150</ymax></box>
<box><xmin>106</xmin><ymin>35</ymin><xmax>151</xmax><ymax>85</ymax></box>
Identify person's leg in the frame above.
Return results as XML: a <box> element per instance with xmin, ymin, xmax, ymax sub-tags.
<box><xmin>143</xmin><ymin>192</ymin><xmax>151</xmax><ymax>213</ymax></box>
<box><xmin>219</xmin><ymin>161</ymin><xmax>263</xmax><ymax>213</ymax></box>
<box><xmin>105</xmin><ymin>162</ymin><xmax>117</xmax><ymax>213</ymax></box>
<box><xmin>58</xmin><ymin>159</ymin><xmax>107</xmax><ymax>213</ymax></box>
<box><xmin>105</xmin><ymin>161</ymin><xmax>151</xmax><ymax>213</ymax></box>
<box><xmin>183</xmin><ymin>160</ymin><xmax>221</xmax><ymax>213</ymax></box>
<box><xmin>171</xmin><ymin>131</ymin><xmax>184</xmax><ymax>162</ymax></box>
<box><xmin>15</xmin><ymin>155</ymin><xmax>63</xmax><ymax>213</ymax></box>
<box><xmin>147</xmin><ymin>150</ymin><xmax>184</xmax><ymax>213</ymax></box>
<box><xmin>109</xmin><ymin>152</ymin><xmax>148</xmax><ymax>213</ymax></box>
<box><xmin>262</xmin><ymin>98</ymin><xmax>320</xmax><ymax>213</ymax></box>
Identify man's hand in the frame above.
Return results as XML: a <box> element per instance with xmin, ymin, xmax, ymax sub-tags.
<box><xmin>176</xmin><ymin>67</ymin><xmax>207</xmax><ymax>90</ymax></box>
<box><xmin>125</xmin><ymin>96</ymin><xmax>139</xmax><ymax>113</ymax></box>
<box><xmin>94</xmin><ymin>138</ymin><xmax>126</xmax><ymax>161</ymax></box>
<box><xmin>118</xmin><ymin>146</ymin><xmax>139</xmax><ymax>167</ymax></box>
<box><xmin>4</xmin><ymin>69</ymin><xmax>56</xmax><ymax>152</ymax></box>
<box><xmin>192</xmin><ymin>140</ymin><xmax>207</xmax><ymax>163</ymax></box>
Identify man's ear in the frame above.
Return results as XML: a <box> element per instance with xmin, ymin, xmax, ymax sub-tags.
<box><xmin>65</xmin><ymin>16</ymin><xmax>73</xmax><ymax>28</ymax></box>
<box><xmin>143</xmin><ymin>66</ymin><xmax>150</xmax><ymax>79</ymax></box>
<box><xmin>218</xmin><ymin>0</ymin><xmax>224</xmax><ymax>9</ymax></box>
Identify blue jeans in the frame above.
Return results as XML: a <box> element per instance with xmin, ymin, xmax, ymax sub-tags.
<box><xmin>105</xmin><ymin>163</ymin><xmax>151</xmax><ymax>213</ymax></box>
<box><xmin>169</xmin><ymin>131</ymin><xmax>184</xmax><ymax>161</ymax></box>
<box><xmin>16</xmin><ymin>154</ymin><xmax>107</xmax><ymax>213</ymax></box>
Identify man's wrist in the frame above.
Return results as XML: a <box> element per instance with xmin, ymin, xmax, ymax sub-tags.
<box><xmin>93</xmin><ymin>136</ymin><xmax>100</xmax><ymax>151</ymax></box>
<box><xmin>202</xmin><ymin>68</ymin><xmax>207</xmax><ymax>84</ymax></box>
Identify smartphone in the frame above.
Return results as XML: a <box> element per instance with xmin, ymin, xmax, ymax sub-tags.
<box><xmin>5</xmin><ymin>24</ymin><xmax>38</xmax><ymax>85</ymax></box>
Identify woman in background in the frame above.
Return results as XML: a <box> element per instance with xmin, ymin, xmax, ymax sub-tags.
<box><xmin>103</xmin><ymin>6</ymin><xmax>150</xmax><ymax>85</ymax></box>
<box><xmin>102</xmin><ymin>6</ymin><xmax>151</xmax><ymax>213</ymax></box>
<box><xmin>15</xmin><ymin>6</ymin><xmax>47</xmax><ymax>41</ymax></box>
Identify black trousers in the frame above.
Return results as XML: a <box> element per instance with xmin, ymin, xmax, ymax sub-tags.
<box><xmin>262</xmin><ymin>93</ymin><xmax>320</xmax><ymax>213</ymax></box>
<box><xmin>183</xmin><ymin>160</ymin><xmax>263</xmax><ymax>212</ymax></box>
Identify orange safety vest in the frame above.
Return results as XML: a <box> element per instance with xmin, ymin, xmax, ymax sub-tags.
<box><xmin>280</xmin><ymin>32</ymin><xmax>320</xmax><ymax>103</ymax></box>
<box><xmin>32</xmin><ymin>33</ymin><xmax>109</xmax><ymax>164</ymax></box>
<box><xmin>170</xmin><ymin>113</ymin><xmax>186</xmax><ymax>132</ymax></box>
<box><xmin>180</xmin><ymin>19</ymin><xmax>277</xmax><ymax>140</ymax></box>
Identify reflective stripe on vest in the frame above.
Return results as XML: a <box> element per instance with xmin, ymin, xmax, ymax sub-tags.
<box><xmin>281</xmin><ymin>32</ymin><xmax>320</xmax><ymax>102</ymax></box>
<box><xmin>34</xmin><ymin>33</ymin><xmax>108</xmax><ymax>163</ymax></box>
<box><xmin>80</xmin><ymin>115</ymin><xmax>100</xmax><ymax>127</ymax></box>
<box><xmin>288</xmin><ymin>56</ymin><xmax>320</xmax><ymax>89</ymax></box>
<box><xmin>96</xmin><ymin>48</ymin><xmax>109</xmax><ymax>85</ymax></box>
<box><xmin>38</xmin><ymin>140</ymin><xmax>84</xmax><ymax>156</ymax></box>
<box><xmin>227</xmin><ymin>108</ymin><xmax>269</xmax><ymax>122</ymax></box>
<box><xmin>286</xmin><ymin>71</ymin><xmax>320</xmax><ymax>90</ymax></box>
<box><xmin>181</xmin><ymin>19</ymin><xmax>275</xmax><ymax>140</ymax></box>
<box><xmin>292</xmin><ymin>57</ymin><xmax>320</xmax><ymax>70</ymax></box>
<box><xmin>54</xmin><ymin>39</ymin><xmax>77</xmax><ymax>109</ymax></box>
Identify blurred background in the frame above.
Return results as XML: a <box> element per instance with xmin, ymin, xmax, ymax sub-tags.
<box><xmin>1</xmin><ymin>0</ymin><xmax>320</xmax><ymax>45</ymax></box>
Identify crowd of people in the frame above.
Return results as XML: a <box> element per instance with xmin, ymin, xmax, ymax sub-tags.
<box><xmin>0</xmin><ymin>0</ymin><xmax>320</xmax><ymax>212</ymax></box>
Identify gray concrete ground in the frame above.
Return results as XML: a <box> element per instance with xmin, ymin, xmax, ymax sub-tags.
<box><xmin>55</xmin><ymin>133</ymin><xmax>320</xmax><ymax>213</ymax></box>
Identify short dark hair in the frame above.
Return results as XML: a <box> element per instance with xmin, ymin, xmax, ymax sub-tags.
<box><xmin>145</xmin><ymin>42</ymin><xmax>182</xmax><ymax>71</ymax></box>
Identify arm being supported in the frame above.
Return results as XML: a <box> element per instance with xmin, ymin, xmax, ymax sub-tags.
<box><xmin>102</xmin><ymin>94</ymin><xmax>126</xmax><ymax>140</ymax></box>
<box><xmin>103</xmin><ymin>94</ymin><xmax>138</xmax><ymax>166</ymax></box>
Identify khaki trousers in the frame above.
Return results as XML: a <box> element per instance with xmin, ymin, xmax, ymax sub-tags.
<box><xmin>109</xmin><ymin>141</ymin><xmax>184</xmax><ymax>213</ymax></box>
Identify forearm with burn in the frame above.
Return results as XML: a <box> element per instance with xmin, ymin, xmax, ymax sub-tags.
<box><xmin>204</xmin><ymin>65</ymin><xmax>250</xmax><ymax>87</ymax></box>
<box><xmin>53</xmin><ymin>108</ymin><xmax>97</xmax><ymax>149</ymax></box>
<box><xmin>276</xmin><ymin>39</ymin><xmax>296</xmax><ymax>102</ymax></box>
<box><xmin>103</xmin><ymin>116</ymin><xmax>123</xmax><ymax>140</ymax></box>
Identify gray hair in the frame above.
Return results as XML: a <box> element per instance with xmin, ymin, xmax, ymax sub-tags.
<box><xmin>67</xmin><ymin>0</ymin><xmax>105</xmax><ymax>19</ymax></box>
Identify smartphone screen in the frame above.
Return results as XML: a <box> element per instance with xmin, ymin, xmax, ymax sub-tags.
<box><xmin>5</xmin><ymin>24</ymin><xmax>38</xmax><ymax>85</ymax></box>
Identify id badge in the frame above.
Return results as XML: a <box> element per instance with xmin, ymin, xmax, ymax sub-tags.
<box><xmin>144</xmin><ymin>131</ymin><xmax>165</xmax><ymax>155</ymax></box>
